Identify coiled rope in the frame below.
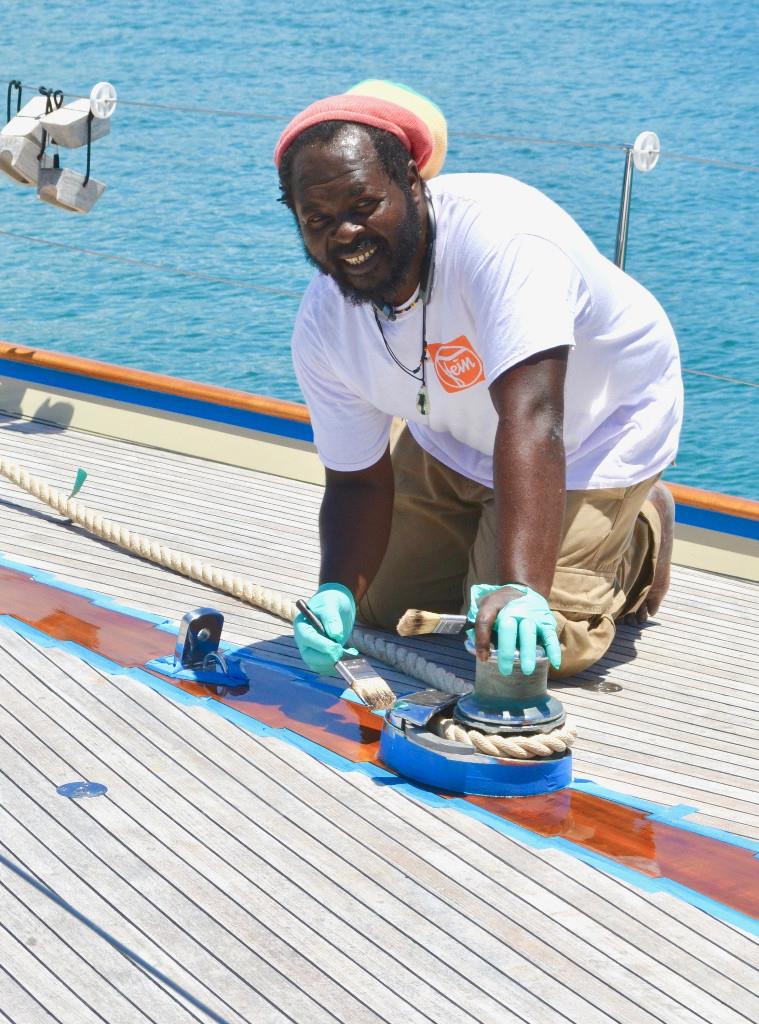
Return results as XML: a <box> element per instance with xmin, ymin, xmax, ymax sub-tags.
<box><xmin>433</xmin><ymin>716</ymin><xmax>576</xmax><ymax>759</ymax></box>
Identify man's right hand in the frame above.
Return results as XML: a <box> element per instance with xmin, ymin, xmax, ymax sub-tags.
<box><xmin>293</xmin><ymin>582</ymin><xmax>357</xmax><ymax>675</ymax></box>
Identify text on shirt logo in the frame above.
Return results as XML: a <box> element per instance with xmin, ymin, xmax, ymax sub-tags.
<box><xmin>427</xmin><ymin>336</ymin><xmax>486</xmax><ymax>393</ymax></box>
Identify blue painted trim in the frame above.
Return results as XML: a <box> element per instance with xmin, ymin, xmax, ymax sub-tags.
<box><xmin>0</xmin><ymin>358</ymin><xmax>314</xmax><ymax>444</ymax></box>
<box><xmin>1</xmin><ymin>554</ymin><xmax>757</xmax><ymax>933</ymax></box>
<box><xmin>675</xmin><ymin>502</ymin><xmax>759</xmax><ymax>541</ymax></box>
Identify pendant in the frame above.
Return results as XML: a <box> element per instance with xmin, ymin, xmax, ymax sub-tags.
<box><xmin>416</xmin><ymin>384</ymin><xmax>429</xmax><ymax>416</ymax></box>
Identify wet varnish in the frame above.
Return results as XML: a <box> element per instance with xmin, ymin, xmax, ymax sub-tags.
<box><xmin>1</xmin><ymin>563</ymin><xmax>756</xmax><ymax>922</ymax></box>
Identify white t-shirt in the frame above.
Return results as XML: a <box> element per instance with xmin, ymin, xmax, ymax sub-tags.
<box><xmin>291</xmin><ymin>173</ymin><xmax>683</xmax><ymax>490</ymax></box>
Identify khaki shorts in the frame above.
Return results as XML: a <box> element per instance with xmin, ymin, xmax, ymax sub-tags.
<box><xmin>358</xmin><ymin>426</ymin><xmax>661</xmax><ymax>678</ymax></box>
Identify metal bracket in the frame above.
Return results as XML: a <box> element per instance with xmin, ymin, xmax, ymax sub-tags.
<box><xmin>385</xmin><ymin>689</ymin><xmax>459</xmax><ymax>731</ymax></box>
<box><xmin>174</xmin><ymin>607</ymin><xmax>224</xmax><ymax>670</ymax></box>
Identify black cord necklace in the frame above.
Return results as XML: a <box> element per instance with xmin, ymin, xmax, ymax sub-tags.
<box><xmin>372</xmin><ymin>302</ymin><xmax>429</xmax><ymax>415</ymax></box>
<box><xmin>372</xmin><ymin>191</ymin><xmax>436</xmax><ymax>417</ymax></box>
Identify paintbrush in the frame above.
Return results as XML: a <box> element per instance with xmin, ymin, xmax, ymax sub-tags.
<box><xmin>295</xmin><ymin>599</ymin><xmax>396</xmax><ymax>710</ymax></box>
<box><xmin>396</xmin><ymin>609</ymin><xmax>471</xmax><ymax>637</ymax></box>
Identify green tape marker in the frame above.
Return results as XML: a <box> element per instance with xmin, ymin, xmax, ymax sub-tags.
<box><xmin>68</xmin><ymin>468</ymin><xmax>88</xmax><ymax>499</ymax></box>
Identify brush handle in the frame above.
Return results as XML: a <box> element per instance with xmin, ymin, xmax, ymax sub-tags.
<box><xmin>295</xmin><ymin>598</ymin><xmax>328</xmax><ymax>636</ymax></box>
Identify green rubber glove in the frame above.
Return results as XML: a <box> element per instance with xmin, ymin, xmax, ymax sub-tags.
<box><xmin>468</xmin><ymin>583</ymin><xmax>562</xmax><ymax>676</ymax></box>
<box><xmin>293</xmin><ymin>582</ymin><xmax>357</xmax><ymax>676</ymax></box>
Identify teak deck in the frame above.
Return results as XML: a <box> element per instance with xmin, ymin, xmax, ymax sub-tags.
<box><xmin>1</xmin><ymin>413</ymin><xmax>758</xmax><ymax>1024</ymax></box>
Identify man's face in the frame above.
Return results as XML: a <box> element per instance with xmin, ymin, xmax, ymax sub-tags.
<box><xmin>290</xmin><ymin>127</ymin><xmax>426</xmax><ymax>308</ymax></box>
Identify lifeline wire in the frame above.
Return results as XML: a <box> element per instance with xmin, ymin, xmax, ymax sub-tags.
<box><xmin>5</xmin><ymin>76</ymin><xmax>759</xmax><ymax>174</ymax></box>
<box><xmin>0</xmin><ymin>228</ymin><xmax>756</xmax><ymax>391</ymax></box>
<box><xmin>0</xmin><ymin>230</ymin><xmax>303</xmax><ymax>299</ymax></box>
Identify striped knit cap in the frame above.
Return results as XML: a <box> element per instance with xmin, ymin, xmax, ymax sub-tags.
<box><xmin>274</xmin><ymin>79</ymin><xmax>447</xmax><ymax>179</ymax></box>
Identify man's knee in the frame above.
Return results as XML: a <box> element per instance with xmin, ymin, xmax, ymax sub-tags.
<box><xmin>548</xmin><ymin>612</ymin><xmax>616</xmax><ymax>679</ymax></box>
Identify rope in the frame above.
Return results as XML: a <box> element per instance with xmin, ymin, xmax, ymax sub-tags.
<box><xmin>433</xmin><ymin>716</ymin><xmax>577</xmax><ymax>760</ymax></box>
<box><xmin>0</xmin><ymin>455</ymin><xmax>464</xmax><ymax>694</ymax></box>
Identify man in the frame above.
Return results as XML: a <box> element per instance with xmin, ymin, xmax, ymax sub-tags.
<box><xmin>275</xmin><ymin>80</ymin><xmax>682</xmax><ymax>680</ymax></box>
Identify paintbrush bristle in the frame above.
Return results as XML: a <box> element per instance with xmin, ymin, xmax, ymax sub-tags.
<box><xmin>396</xmin><ymin>608</ymin><xmax>442</xmax><ymax>636</ymax></box>
<box><xmin>351</xmin><ymin>677</ymin><xmax>396</xmax><ymax>711</ymax></box>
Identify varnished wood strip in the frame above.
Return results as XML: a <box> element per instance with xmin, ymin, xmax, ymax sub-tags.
<box><xmin>1</xmin><ymin>573</ymin><xmax>758</xmax><ymax>922</ymax></box>
<box><xmin>667</xmin><ymin>482</ymin><xmax>759</xmax><ymax>521</ymax></box>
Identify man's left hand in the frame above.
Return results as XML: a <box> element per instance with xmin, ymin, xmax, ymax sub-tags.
<box><xmin>468</xmin><ymin>583</ymin><xmax>562</xmax><ymax>676</ymax></box>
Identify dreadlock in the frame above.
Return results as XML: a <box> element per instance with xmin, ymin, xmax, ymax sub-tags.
<box><xmin>277</xmin><ymin>121</ymin><xmax>413</xmax><ymax>211</ymax></box>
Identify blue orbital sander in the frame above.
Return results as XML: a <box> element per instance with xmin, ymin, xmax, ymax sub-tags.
<box><xmin>380</xmin><ymin>642</ymin><xmax>572</xmax><ymax>797</ymax></box>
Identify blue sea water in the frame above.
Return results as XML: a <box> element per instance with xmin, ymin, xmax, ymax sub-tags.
<box><xmin>1</xmin><ymin>0</ymin><xmax>757</xmax><ymax>498</ymax></box>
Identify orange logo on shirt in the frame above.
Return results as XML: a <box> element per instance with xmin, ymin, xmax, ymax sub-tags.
<box><xmin>427</xmin><ymin>335</ymin><xmax>485</xmax><ymax>393</ymax></box>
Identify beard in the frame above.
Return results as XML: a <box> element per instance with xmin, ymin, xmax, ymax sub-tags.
<box><xmin>301</xmin><ymin>190</ymin><xmax>423</xmax><ymax>308</ymax></box>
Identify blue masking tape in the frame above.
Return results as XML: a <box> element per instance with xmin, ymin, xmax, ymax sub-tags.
<box><xmin>2</xmin><ymin>607</ymin><xmax>757</xmax><ymax>935</ymax></box>
<box><xmin>68</xmin><ymin>468</ymin><xmax>88</xmax><ymax>499</ymax></box>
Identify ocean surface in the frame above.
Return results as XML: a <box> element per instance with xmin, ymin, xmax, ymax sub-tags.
<box><xmin>1</xmin><ymin>0</ymin><xmax>757</xmax><ymax>498</ymax></box>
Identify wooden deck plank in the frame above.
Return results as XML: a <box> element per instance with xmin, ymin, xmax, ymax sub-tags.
<box><xmin>0</xmin><ymin>911</ymin><xmax>108</xmax><ymax>1024</ymax></box>
<box><xmin>2</xmin><ymin>636</ymin><xmax>489</xmax><ymax>1024</ymax></box>
<box><xmin>0</xmin><ymin>961</ymin><xmax>77</xmax><ymax>1024</ymax></box>
<box><xmin>0</xmin><ymin>660</ymin><xmax>420</xmax><ymax>1024</ymax></box>
<box><xmin>223</xmin><ymin>729</ymin><xmax>757</xmax><ymax>1024</ymax></box>
<box><xmin>1</xmin><ymin>417</ymin><xmax>758</xmax><ymax>1023</ymax></box>
<box><xmin>0</xmin><ymin>880</ymin><xmax>190</xmax><ymax>1024</ymax></box>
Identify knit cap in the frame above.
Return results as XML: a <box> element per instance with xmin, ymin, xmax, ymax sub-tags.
<box><xmin>274</xmin><ymin>79</ymin><xmax>447</xmax><ymax>179</ymax></box>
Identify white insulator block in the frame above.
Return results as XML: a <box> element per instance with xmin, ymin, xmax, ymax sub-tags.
<box><xmin>37</xmin><ymin>166</ymin><xmax>106</xmax><ymax>213</ymax></box>
<box><xmin>0</xmin><ymin>135</ymin><xmax>53</xmax><ymax>185</ymax></box>
<box><xmin>2</xmin><ymin>96</ymin><xmax>49</xmax><ymax>142</ymax></box>
<box><xmin>40</xmin><ymin>98</ymin><xmax>111</xmax><ymax>149</ymax></box>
